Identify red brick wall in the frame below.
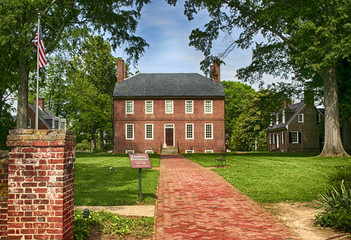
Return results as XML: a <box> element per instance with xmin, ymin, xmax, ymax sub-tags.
<box><xmin>6</xmin><ymin>129</ymin><xmax>76</xmax><ymax>240</ymax></box>
<box><xmin>113</xmin><ymin>98</ymin><xmax>226</xmax><ymax>153</ymax></box>
<box><xmin>0</xmin><ymin>151</ymin><xmax>8</xmax><ymax>239</ymax></box>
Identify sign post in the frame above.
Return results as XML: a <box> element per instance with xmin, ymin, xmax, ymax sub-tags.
<box><xmin>129</xmin><ymin>154</ymin><xmax>152</xmax><ymax>202</ymax></box>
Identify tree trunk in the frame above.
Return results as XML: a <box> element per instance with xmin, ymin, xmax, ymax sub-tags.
<box><xmin>90</xmin><ymin>128</ymin><xmax>96</xmax><ymax>152</ymax></box>
<box><xmin>319</xmin><ymin>67</ymin><xmax>350</xmax><ymax>157</ymax></box>
<box><xmin>16</xmin><ymin>48</ymin><xmax>29</xmax><ymax>129</ymax></box>
<box><xmin>100</xmin><ymin>129</ymin><xmax>105</xmax><ymax>152</ymax></box>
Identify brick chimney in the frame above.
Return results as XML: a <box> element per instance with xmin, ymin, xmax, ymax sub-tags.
<box><xmin>34</xmin><ymin>97</ymin><xmax>44</xmax><ymax>110</ymax></box>
<box><xmin>304</xmin><ymin>89</ymin><xmax>314</xmax><ymax>106</ymax></box>
<box><xmin>210</xmin><ymin>61</ymin><xmax>220</xmax><ymax>82</ymax></box>
<box><xmin>117</xmin><ymin>59</ymin><xmax>126</xmax><ymax>82</ymax></box>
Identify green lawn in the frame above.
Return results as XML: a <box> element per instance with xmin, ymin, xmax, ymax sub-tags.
<box><xmin>184</xmin><ymin>152</ymin><xmax>351</xmax><ymax>203</ymax></box>
<box><xmin>74</xmin><ymin>153</ymin><xmax>160</xmax><ymax>206</ymax></box>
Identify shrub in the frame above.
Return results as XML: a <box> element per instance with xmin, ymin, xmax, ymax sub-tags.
<box><xmin>315</xmin><ymin>181</ymin><xmax>351</xmax><ymax>232</ymax></box>
<box><xmin>74</xmin><ymin>209</ymin><xmax>154</xmax><ymax>239</ymax></box>
<box><xmin>328</xmin><ymin>165</ymin><xmax>351</xmax><ymax>191</ymax></box>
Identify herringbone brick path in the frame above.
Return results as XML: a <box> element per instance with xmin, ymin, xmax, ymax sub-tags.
<box><xmin>154</xmin><ymin>155</ymin><xmax>301</xmax><ymax>240</ymax></box>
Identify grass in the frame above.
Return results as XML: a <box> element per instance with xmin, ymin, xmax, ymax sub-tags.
<box><xmin>74</xmin><ymin>153</ymin><xmax>160</xmax><ymax>206</ymax></box>
<box><xmin>183</xmin><ymin>152</ymin><xmax>351</xmax><ymax>203</ymax></box>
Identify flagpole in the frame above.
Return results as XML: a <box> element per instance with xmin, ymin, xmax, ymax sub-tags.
<box><xmin>35</xmin><ymin>13</ymin><xmax>40</xmax><ymax>130</ymax></box>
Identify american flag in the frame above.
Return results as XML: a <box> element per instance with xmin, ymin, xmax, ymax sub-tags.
<box><xmin>34</xmin><ymin>27</ymin><xmax>47</xmax><ymax>69</ymax></box>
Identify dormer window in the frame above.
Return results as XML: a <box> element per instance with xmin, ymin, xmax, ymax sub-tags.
<box><xmin>276</xmin><ymin>113</ymin><xmax>279</xmax><ymax>125</ymax></box>
<box><xmin>282</xmin><ymin>110</ymin><xmax>285</xmax><ymax>123</ymax></box>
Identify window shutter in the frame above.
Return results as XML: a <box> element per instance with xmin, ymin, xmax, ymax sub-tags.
<box><xmin>298</xmin><ymin>131</ymin><xmax>302</xmax><ymax>143</ymax></box>
<box><xmin>289</xmin><ymin>132</ymin><xmax>292</xmax><ymax>143</ymax></box>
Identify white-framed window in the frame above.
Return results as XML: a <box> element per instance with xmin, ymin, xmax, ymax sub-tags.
<box><xmin>145</xmin><ymin>150</ymin><xmax>153</xmax><ymax>154</ymax></box>
<box><xmin>204</xmin><ymin>100</ymin><xmax>213</xmax><ymax>114</ymax></box>
<box><xmin>282</xmin><ymin>110</ymin><xmax>286</xmax><ymax>123</ymax></box>
<box><xmin>145</xmin><ymin>100</ymin><xmax>153</xmax><ymax>114</ymax></box>
<box><xmin>185</xmin><ymin>100</ymin><xmax>194</xmax><ymax>114</ymax></box>
<box><xmin>281</xmin><ymin>132</ymin><xmax>285</xmax><ymax>144</ymax></box>
<box><xmin>205</xmin><ymin>123</ymin><xmax>213</xmax><ymax>139</ymax></box>
<box><xmin>272</xmin><ymin>133</ymin><xmax>275</xmax><ymax>144</ymax></box>
<box><xmin>125</xmin><ymin>124</ymin><xmax>134</xmax><ymax>140</ymax></box>
<box><xmin>185</xmin><ymin>123</ymin><xmax>194</xmax><ymax>139</ymax></box>
<box><xmin>165</xmin><ymin>100</ymin><xmax>173</xmax><ymax>114</ymax></box>
<box><xmin>298</xmin><ymin>113</ymin><xmax>304</xmax><ymax>123</ymax></box>
<box><xmin>205</xmin><ymin>150</ymin><xmax>213</xmax><ymax>153</ymax></box>
<box><xmin>276</xmin><ymin>113</ymin><xmax>279</xmax><ymax>125</ymax></box>
<box><xmin>185</xmin><ymin>150</ymin><xmax>194</xmax><ymax>154</ymax></box>
<box><xmin>125</xmin><ymin>101</ymin><xmax>134</xmax><ymax>114</ymax></box>
<box><xmin>125</xmin><ymin>150</ymin><xmax>134</xmax><ymax>154</ymax></box>
<box><xmin>27</xmin><ymin>118</ymin><xmax>32</xmax><ymax>129</ymax></box>
<box><xmin>289</xmin><ymin>131</ymin><xmax>301</xmax><ymax>144</ymax></box>
<box><xmin>145</xmin><ymin>124</ymin><xmax>153</xmax><ymax>140</ymax></box>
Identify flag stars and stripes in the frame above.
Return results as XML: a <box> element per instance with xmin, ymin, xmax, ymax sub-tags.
<box><xmin>34</xmin><ymin>27</ymin><xmax>47</xmax><ymax>69</ymax></box>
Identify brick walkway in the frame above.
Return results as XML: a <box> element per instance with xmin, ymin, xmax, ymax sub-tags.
<box><xmin>154</xmin><ymin>155</ymin><xmax>301</xmax><ymax>240</ymax></box>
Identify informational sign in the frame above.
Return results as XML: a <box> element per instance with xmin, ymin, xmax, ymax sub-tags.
<box><xmin>129</xmin><ymin>153</ymin><xmax>152</xmax><ymax>202</ymax></box>
<box><xmin>129</xmin><ymin>154</ymin><xmax>152</xmax><ymax>169</ymax></box>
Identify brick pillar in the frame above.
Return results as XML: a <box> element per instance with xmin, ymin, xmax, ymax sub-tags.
<box><xmin>0</xmin><ymin>151</ymin><xmax>8</xmax><ymax>239</ymax></box>
<box><xmin>7</xmin><ymin>129</ymin><xmax>76</xmax><ymax>240</ymax></box>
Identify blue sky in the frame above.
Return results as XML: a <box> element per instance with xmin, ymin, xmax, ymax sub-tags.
<box><xmin>115</xmin><ymin>1</ymin><xmax>264</xmax><ymax>88</ymax></box>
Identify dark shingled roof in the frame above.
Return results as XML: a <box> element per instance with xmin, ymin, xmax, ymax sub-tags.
<box><xmin>113</xmin><ymin>73</ymin><xmax>225</xmax><ymax>98</ymax></box>
<box><xmin>266</xmin><ymin>101</ymin><xmax>305</xmax><ymax>131</ymax></box>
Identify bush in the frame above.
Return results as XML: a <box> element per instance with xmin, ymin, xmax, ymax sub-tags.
<box><xmin>315</xmin><ymin>181</ymin><xmax>351</xmax><ymax>232</ymax></box>
<box><xmin>74</xmin><ymin>209</ymin><xmax>154</xmax><ymax>239</ymax></box>
<box><xmin>328</xmin><ymin>165</ymin><xmax>351</xmax><ymax>191</ymax></box>
<box><xmin>76</xmin><ymin>139</ymin><xmax>91</xmax><ymax>152</ymax></box>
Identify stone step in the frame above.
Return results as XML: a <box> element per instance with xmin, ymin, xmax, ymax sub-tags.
<box><xmin>161</xmin><ymin>147</ymin><xmax>178</xmax><ymax>155</ymax></box>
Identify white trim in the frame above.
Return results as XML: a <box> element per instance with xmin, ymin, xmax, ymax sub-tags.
<box><xmin>164</xmin><ymin>123</ymin><xmax>175</xmax><ymax>146</ymax></box>
<box><xmin>125</xmin><ymin>150</ymin><xmax>134</xmax><ymax>154</ymax></box>
<box><xmin>276</xmin><ymin>134</ymin><xmax>279</xmax><ymax>148</ymax></box>
<box><xmin>125</xmin><ymin>100</ymin><xmax>134</xmax><ymax>114</ymax></box>
<box><xmin>185</xmin><ymin>123</ymin><xmax>194</xmax><ymax>139</ymax></box>
<box><xmin>285</xmin><ymin>103</ymin><xmax>305</xmax><ymax>129</ymax></box>
<box><xmin>185</xmin><ymin>150</ymin><xmax>194</xmax><ymax>153</ymax></box>
<box><xmin>145</xmin><ymin>100</ymin><xmax>153</xmax><ymax>114</ymax></box>
<box><xmin>291</xmin><ymin>131</ymin><xmax>299</xmax><ymax>144</ymax></box>
<box><xmin>185</xmin><ymin>100</ymin><xmax>194</xmax><ymax>114</ymax></box>
<box><xmin>125</xmin><ymin>124</ymin><xmax>134</xmax><ymax>140</ymax></box>
<box><xmin>27</xmin><ymin>118</ymin><xmax>32</xmax><ymax>129</ymax></box>
<box><xmin>145</xmin><ymin>123</ymin><xmax>154</xmax><ymax>140</ymax></box>
<box><xmin>298</xmin><ymin>113</ymin><xmax>304</xmax><ymax>123</ymax></box>
<box><xmin>204</xmin><ymin>100</ymin><xmax>213</xmax><ymax>114</ymax></box>
<box><xmin>165</xmin><ymin>100</ymin><xmax>174</xmax><ymax>114</ymax></box>
<box><xmin>204</xmin><ymin>123</ymin><xmax>213</xmax><ymax>139</ymax></box>
<box><xmin>145</xmin><ymin>150</ymin><xmax>153</xmax><ymax>154</ymax></box>
<box><xmin>205</xmin><ymin>150</ymin><xmax>213</xmax><ymax>153</ymax></box>
<box><xmin>281</xmin><ymin>132</ymin><xmax>284</xmax><ymax>144</ymax></box>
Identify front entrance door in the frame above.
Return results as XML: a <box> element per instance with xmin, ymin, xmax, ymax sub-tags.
<box><xmin>165</xmin><ymin>128</ymin><xmax>174</xmax><ymax>146</ymax></box>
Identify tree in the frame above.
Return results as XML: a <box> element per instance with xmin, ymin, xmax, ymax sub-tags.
<box><xmin>1</xmin><ymin>0</ymin><xmax>149</xmax><ymax>129</ymax></box>
<box><xmin>230</xmin><ymin>89</ymin><xmax>288</xmax><ymax>151</ymax></box>
<box><xmin>222</xmin><ymin>81</ymin><xmax>254</xmax><ymax>140</ymax></box>
<box><xmin>171</xmin><ymin>0</ymin><xmax>351</xmax><ymax>156</ymax></box>
<box><xmin>66</xmin><ymin>36</ymin><xmax>117</xmax><ymax>152</ymax></box>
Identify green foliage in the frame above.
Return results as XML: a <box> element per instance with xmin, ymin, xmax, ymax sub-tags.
<box><xmin>74</xmin><ymin>153</ymin><xmax>160</xmax><ymax>206</ymax></box>
<box><xmin>229</xmin><ymin>89</ymin><xmax>285</xmax><ymax>151</ymax></box>
<box><xmin>221</xmin><ymin>81</ymin><xmax>255</xmax><ymax>139</ymax></box>
<box><xmin>76</xmin><ymin>140</ymin><xmax>91</xmax><ymax>152</ymax></box>
<box><xmin>184</xmin><ymin>152</ymin><xmax>351</xmax><ymax>202</ymax></box>
<box><xmin>0</xmin><ymin>104</ymin><xmax>16</xmax><ymax>150</ymax></box>
<box><xmin>327</xmin><ymin>165</ymin><xmax>351</xmax><ymax>191</ymax></box>
<box><xmin>316</xmin><ymin>181</ymin><xmax>351</xmax><ymax>232</ymax></box>
<box><xmin>74</xmin><ymin>209</ymin><xmax>154</xmax><ymax>239</ymax></box>
<box><xmin>1</xmin><ymin>0</ymin><xmax>150</xmax><ymax>128</ymax></box>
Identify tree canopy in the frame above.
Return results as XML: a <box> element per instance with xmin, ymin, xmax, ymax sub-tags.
<box><xmin>1</xmin><ymin>0</ymin><xmax>150</xmax><ymax>129</ymax></box>
<box><xmin>171</xmin><ymin>0</ymin><xmax>351</xmax><ymax>156</ymax></box>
